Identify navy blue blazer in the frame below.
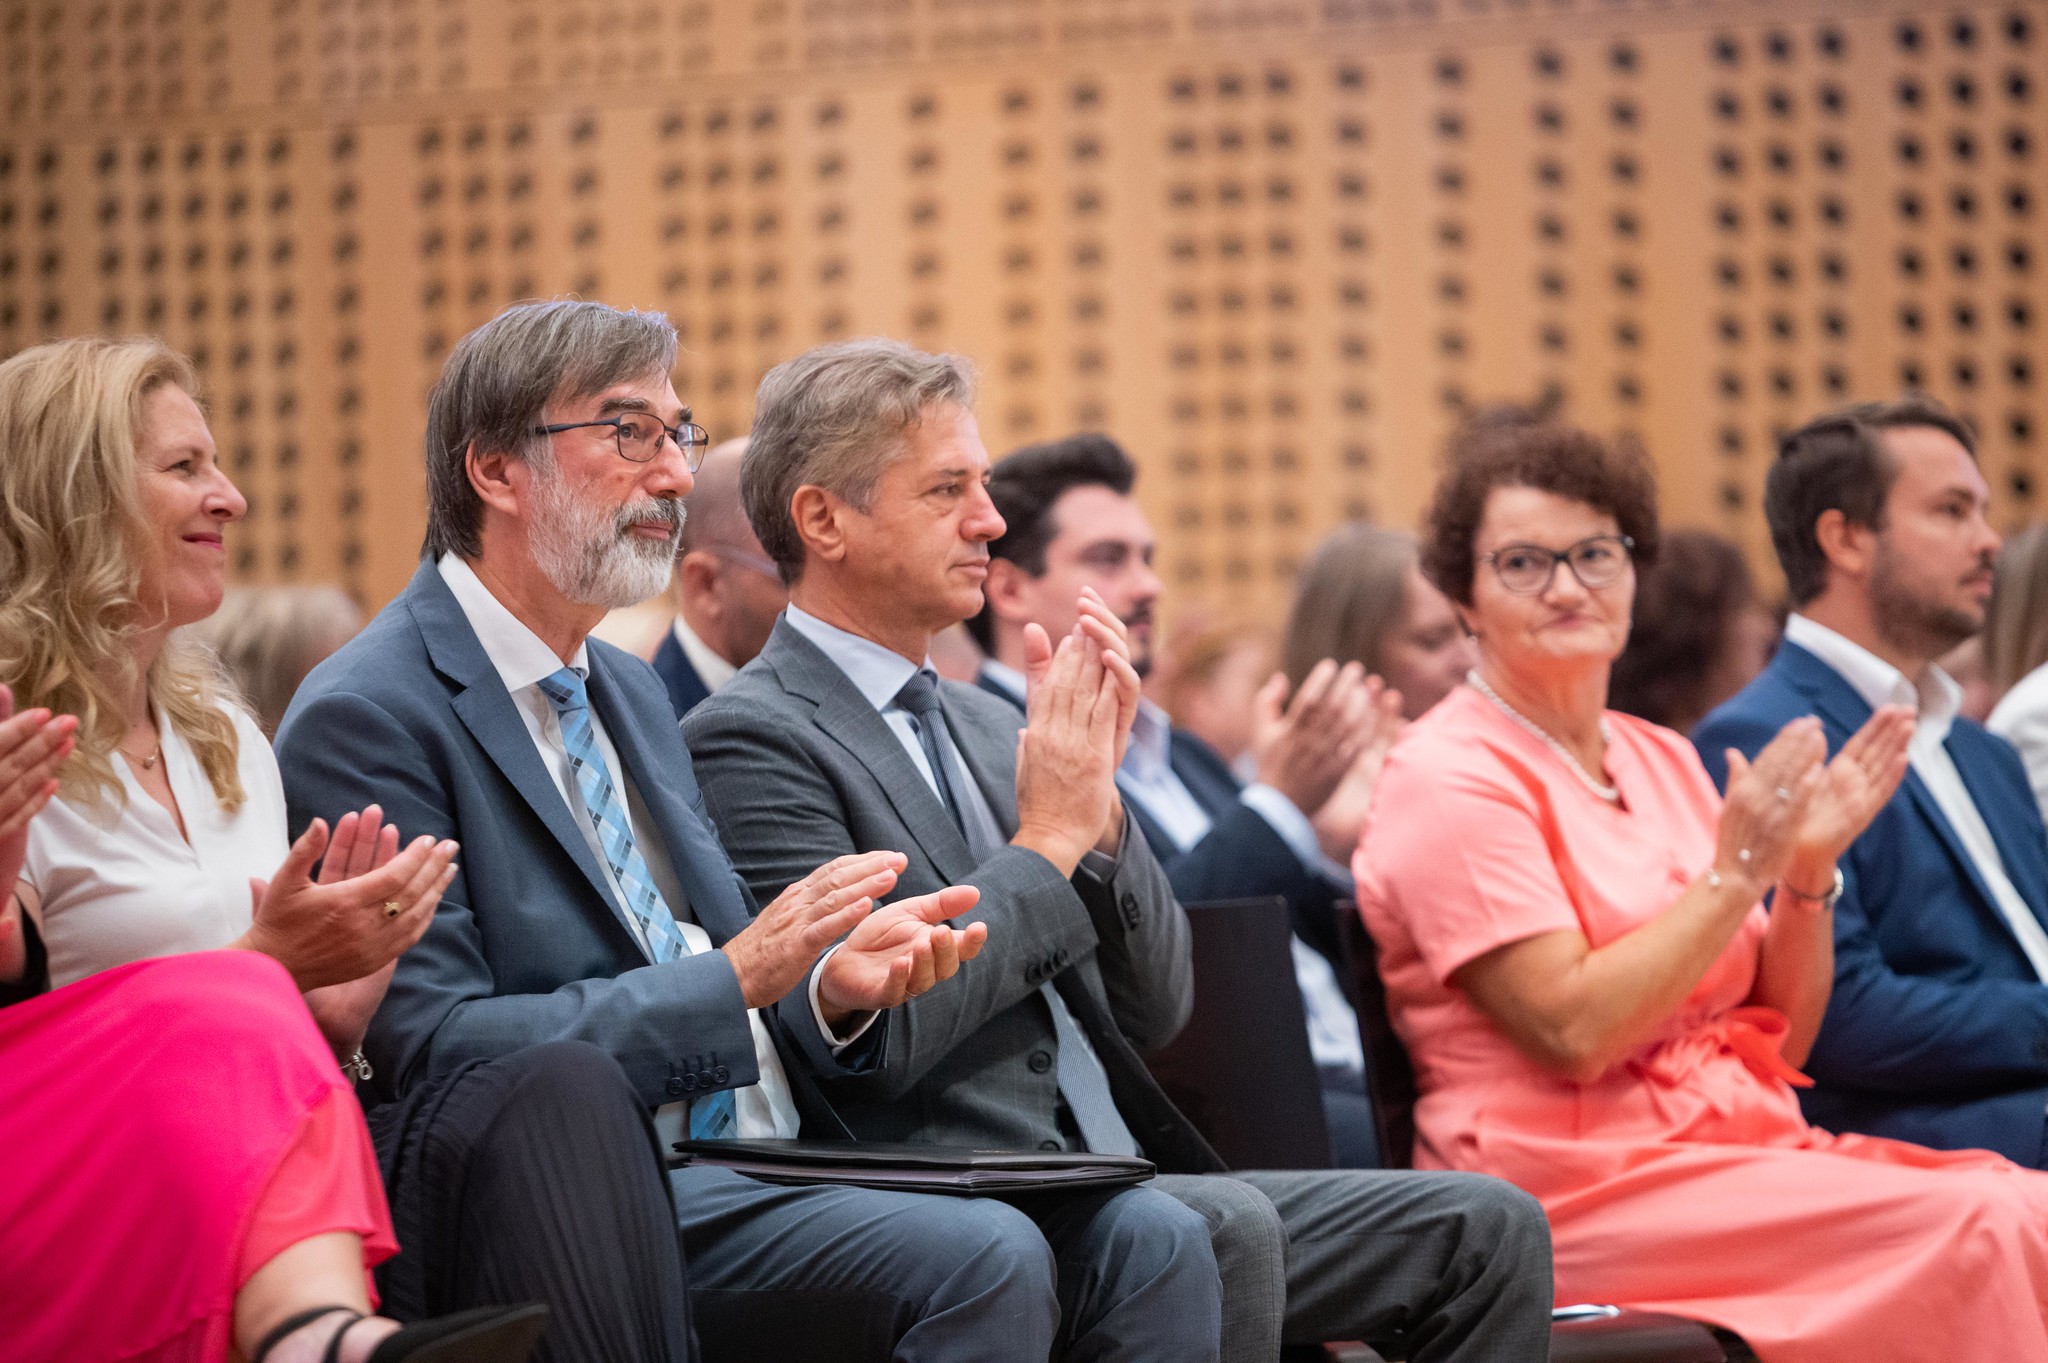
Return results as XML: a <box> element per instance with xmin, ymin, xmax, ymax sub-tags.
<box><xmin>651</xmin><ymin>627</ymin><xmax>712</xmax><ymax>719</ymax></box>
<box><xmin>1695</xmin><ymin>640</ymin><xmax>2048</xmax><ymax>1163</ymax></box>
<box><xmin>974</xmin><ymin>670</ymin><xmax>1344</xmax><ymax>965</ymax></box>
<box><xmin>274</xmin><ymin>562</ymin><xmax>865</xmax><ymax>1123</ymax></box>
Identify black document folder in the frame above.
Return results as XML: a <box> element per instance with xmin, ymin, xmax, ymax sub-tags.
<box><xmin>670</xmin><ymin>1139</ymin><xmax>1155</xmax><ymax>1194</ymax></box>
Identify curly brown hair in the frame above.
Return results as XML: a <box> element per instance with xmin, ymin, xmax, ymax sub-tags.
<box><xmin>1421</xmin><ymin>412</ymin><xmax>1661</xmax><ymax>607</ymax></box>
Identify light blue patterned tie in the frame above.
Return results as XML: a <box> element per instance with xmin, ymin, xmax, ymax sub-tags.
<box><xmin>538</xmin><ymin>666</ymin><xmax>736</xmax><ymax>1139</ymax></box>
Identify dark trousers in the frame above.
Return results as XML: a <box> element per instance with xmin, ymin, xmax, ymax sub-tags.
<box><xmin>367</xmin><ymin>1040</ymin><xmax>697</xmax><ymax>1363</ymax></box>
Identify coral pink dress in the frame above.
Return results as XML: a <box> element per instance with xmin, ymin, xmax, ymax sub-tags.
<box><xmin>1354</xmin><ymin>685</ymin><xmax>2048</xmax><ymax>1363</ymax></box>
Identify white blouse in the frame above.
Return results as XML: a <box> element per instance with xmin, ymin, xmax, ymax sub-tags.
<box><xmin>23</xmin><ymin>703</ymin><xmax>287</xmax><ymax>988</ymax></box>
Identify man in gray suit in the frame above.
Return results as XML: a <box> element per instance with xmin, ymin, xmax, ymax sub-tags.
<box><xmin>685</xmin><ymin>339</ymin><xmax>1556</xmax><ymax>1363</ymax></box>
<box><xmin>276</xmin><ymin>301</ymin><xmax>1223</xmax><ymax>1363</ymax></box>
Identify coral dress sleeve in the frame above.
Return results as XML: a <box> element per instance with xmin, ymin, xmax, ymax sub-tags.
<box><xmin>1364</xmin><ymin>738</ymin><xmax>1584</xmax><ymax>984</ymax></box>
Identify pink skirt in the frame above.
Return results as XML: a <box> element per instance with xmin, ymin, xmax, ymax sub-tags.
<box><xmin>0</xmin><ymin>951</ymin><xmax>397</xmax><ymax>1363</ymax></box>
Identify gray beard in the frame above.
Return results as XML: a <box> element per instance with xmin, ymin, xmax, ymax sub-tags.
<box><xmin>528</xmin><ymin>472</ymin><xmax>684</xmax><ymax>609</ymax></box>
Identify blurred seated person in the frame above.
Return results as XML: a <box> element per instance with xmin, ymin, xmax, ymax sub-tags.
<box><xmin>188</xmin><ymin>585</ymin><xmax>364</xmax><ymax>737</ymax></box>
<box><xmin>1282</xmin><ymin>524</ymin><xmax>1475</xmax><ymax>722</ymax></box>
<box><xmin>0</xmin><ymin>337</ymin><xmax>692</xmax><ymax>1363</ymax></box>
<box><xmin>1606</xmin><ymin>529</ymin><xmax>1777</xmax><ymax>735</ymax></box>
<box><xmin>970</xmin><ymin>434</ymin><xmax>1400</xmax><ymax>1168</ymax></box>
<box><xmin>1150</xmin><ymin>618</ymin><xmax>1274</xmax><ymax>777</ymax></box>
<box><xmin>1699</xmin><ymin>401</ymin><xmax>2048</xmax><ymax>1165</ymax></box>
<box><xmin>1986</xmin><ymin>525</ymin><xmax>2048</xmax><ymax>819</ymax></box>
<box><xmin>1356</xmin><ymin>411</ymin><xmax>2048</xmax><ymax>1361</ymax></box>
<box><xmin>651</xmin><ymin>437</ymin><xmax>790</xmax><ymax>717</ymax></box>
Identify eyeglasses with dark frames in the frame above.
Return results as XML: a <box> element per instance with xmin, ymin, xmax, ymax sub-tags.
<box><xmin>531</xmin><ymin>412</ymin><xmax>710</xmax><ymax>469</ymax></box>
<box><xmin>1481</xmin><ymin>534</ymin><xmax>1636</xmax><ymax>595</ymax></box>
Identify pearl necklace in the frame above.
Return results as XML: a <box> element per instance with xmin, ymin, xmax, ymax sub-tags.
<box><xmin>1466</xmin><ymin>670</ymin><xmax>1620</xmax><ymax>804</ymax></box>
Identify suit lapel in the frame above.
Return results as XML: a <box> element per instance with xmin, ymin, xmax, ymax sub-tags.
<box><xmin>406</xmin><ymin>566</ymin><xmax>637</xmax><ymax>942</ymax></box>
<box><xmin>586</xmin><ymin>649</ymin><xmax>753</xmax><ymax>943</ymax></box>
<box><xmin>764</xmin><ymin>622</ymin><xmax>980</xmax><ymax>883</ymax></box>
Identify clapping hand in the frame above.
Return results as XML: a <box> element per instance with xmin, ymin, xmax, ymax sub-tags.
<box><xmin>1311</xmin><ymin>681</ymin><xmax>1406</xmax><ymax>862</ymax></box>
<box><xmin>1252</xmin><ymin>659</ymin><xmax>1387</xmax><ymax>820</ymax></box>
<box><xmin>724</xmin><ymin>851</ymin><xmax>911</xmax><ymax>1010</ymax></box>
<box><xmin>1782</xmin><ymin>706</ymin><xmax>1913</xmax><ymax>894</ymax></box>
<box><xmin>1715</xmin><ymin>717</ymin><xmax>1829</xmax><ymax>896</ymax></box>
<box><xmin>240</xmin><ymin>805</ymin><xmax>458</xmax><ymax>990</ymax></box>
<box><xmin>0</xmin><ymin>684</ymin><xmax>76</xmax><ymax>984</ymax></box>
<box><xmin>1014</xmin><ymin>618</ymin><xmax>1130</xmax><ymax>873</ymax></box>
<box><xmin>817</xmin><ymin>883</ymin><xmax>987</xmax><ymax>1021</ymax></box>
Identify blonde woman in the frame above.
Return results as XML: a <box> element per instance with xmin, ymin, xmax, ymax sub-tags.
<box><xmin>1281</xmin><ymin>524</ymin><xmax>1475</xmax><ymax>722</ymax></box>
<box><xmin>0</xmin><ymin>339</ymin><xmax>694</xmax><ymax>1363</ymax></box>
<box><xmin>1985</xmin><ymin>525</ymin><xmax>2048</xmax><ymax>822</ymax></box>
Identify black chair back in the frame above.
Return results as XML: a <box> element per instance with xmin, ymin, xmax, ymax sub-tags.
<box><xmin>1333</xmin><ymin>904</ymin><xmax>1417</xmax><ymax>1169</ymax></box>
<box><xmin>1143</xmin><ymin>897</ymin><xmax>1335</xmax><ymax>1170</ymax></box>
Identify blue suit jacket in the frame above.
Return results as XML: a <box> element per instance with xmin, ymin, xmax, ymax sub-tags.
<box><xmin>651</xmin><ymin>627</ymin><xmax>712</xmax><ymax>720</ymax></box>
<box><xmin>1695</xmin><ymin>640</ymin><xmax>2048</xmax><ymax>1163</ymax></box>
<box><xmin>274</xmin><ymin>562</ymin><xmax>866</xmax><ymax>1122</ymax></box>
<box><xmin>974</xmin><ymin>671</ymin><xmax>1344</xmax><ymax>966</ymax></box>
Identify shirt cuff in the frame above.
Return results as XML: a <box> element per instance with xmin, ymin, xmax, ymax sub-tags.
<box><xmin>1239</xmin><ymin>782</ymin><xmax>1355</xmax><ymax>885</ymax></box>
<box><xmin>807</xmin><ymin>944</ymin><xmax>880</xmax><ymax>1052</ymax></box>
<box><xmin>1075</xmin><ymin>808</ymin><xmax>1130</xmax><ymax>884</ymax></box>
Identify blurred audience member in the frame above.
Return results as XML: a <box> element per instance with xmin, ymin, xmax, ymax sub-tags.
<box><xmin>1608</xmin><ymin>529</ymin><xmax>1777</xmax><ymax>735</ymax></box>
<box><xmin>1152</xmin><ymin>619</ymin><xmax>1276</xmax><ymax>771</ymax></box>
<box><xmin>1944</xmin><ymin>637</ymin><xmax>1995</xmax><ymax>724</ymax></box>
<box><xmin>1362</xmin><ymin>410</ymin><xmax>2048</xmax><ymax>1362</ymax></box>
<box><xmin>1699</xmin><ymin>397</ymin><xmax>2048</xmax><ymax>1166</ymax></box>
<box><xmin>1282</xmin><ymin>525</ymin><xmax>1474</xmax><ymax>722</ymax></box>
<box><xmin>189</xmin><ymin>585</ymin><xmax>364</xmax><ymax>737</ymax></box>
<box><xmin>651</xmin><ymin>437</ymin><xmax>790</xmax><ymax>717</ymax></box>
<box><xmin>1986</xmin><ymin>524</ymin><xmax>2048</xmax><ymax>819</ymax></box>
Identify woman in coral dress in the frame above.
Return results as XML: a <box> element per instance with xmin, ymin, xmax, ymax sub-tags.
<box><xmin>1353</xmin><ymin>416</ymin><xmax>2048</xmax><ymax>1362</ymax></box>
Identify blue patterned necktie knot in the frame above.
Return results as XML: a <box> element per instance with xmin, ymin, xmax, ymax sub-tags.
<box><xmin>537</xmin><ymin>665</ymin><xmax>736</xmax><ymax>1139</ymax></box>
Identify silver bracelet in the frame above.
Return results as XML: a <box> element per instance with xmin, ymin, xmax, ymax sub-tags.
<box><xmin>1778</xmin><ymin>865</ymin><xmax>1846</xmax><ymax>912</ymax></box>
<box><xmin>341</xmin><ymin>1049</ymin><xmax>374</xmax><ymax>1083</ymax></box>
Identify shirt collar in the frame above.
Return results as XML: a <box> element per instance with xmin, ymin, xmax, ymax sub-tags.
<box><xmin>672</xmin><ymin>614</ymin><xmax>740</xmax><ymax>693</ymax></box>
<box><xmin>1783</xmin><ymin>612</ymin><xmax>1960</xmax><ymax>737</ymax></box>
<box><xmin>979</xmin><ymin>658</ymin><xmax>1027</xmax><ymax>704</ymax></box>
<box><xmin>783</xmin><ymin>605</ymin><xmax>928</xmax><ymax>715</ymax></box>
<box><xmin>438</xmin><ymin>553</ymin><xmax>590</xmax><ymax>693</ymax></box>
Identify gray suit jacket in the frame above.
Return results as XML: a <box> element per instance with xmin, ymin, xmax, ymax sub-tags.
<box><xmin>274</xmin><ymin>563</ymin><xmax>869</xmax><ymax>1122</ymax></box>
<box><xmin>683</xmin><ymin>618</ymin><xmax>1225</xmax><ymax>1173</ymax></box>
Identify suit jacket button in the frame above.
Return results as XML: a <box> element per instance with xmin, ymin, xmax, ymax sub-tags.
<box><xmin>667</xmin><ymin>1077</ymin><xmax>688</xmax><ymax>1097</ymax></box>
<box><xmin>1038</xmin><ymin>1139</ymin><xmax>1062</xmax><ymax>1151</ymax></box>
<box><xmin>698</xmin><ymin>1069</ymin><xmax>717</xmax><ymax>1088</ymax></box>
<box><xmin>1120</xmin><ymin>892</ymin><xmax>1138</xmax><ymax>912</ymax></box>
<box><xmin>1028</xmin><ymin>1050</ymin><xmax>1054</xmax><ymax>1074</ymax></box>
<box><xmin>1025</xmin><ymin>964</ymin><xmax>1043</xmax><ymax>984</ymax></box>
<box><xmin>713</xmin><ymin>1065</ymin><xmax>732</xmax><ymax>1083</ymax></box>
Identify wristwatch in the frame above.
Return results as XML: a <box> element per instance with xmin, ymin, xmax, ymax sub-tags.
<box><xmin>342</xmin><ymin>1049</ymin><xmax>374</xmax><ymax>1083</ymax></box>
<box><xmin>1778</xmin><ymin>865</ymin><xmax>1846</xmax><ymax>912</ymax></box>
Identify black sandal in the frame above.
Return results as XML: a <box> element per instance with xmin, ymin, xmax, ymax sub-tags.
<box><xmin>250</xmin><ymin>1303</ymin><xmax>549</xmax><ymax>1363</ymax></box>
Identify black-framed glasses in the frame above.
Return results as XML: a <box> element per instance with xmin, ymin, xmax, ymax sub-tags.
<box><xmin>532</xmin><ymin>413</ymin><xmax>710</xmax><ymax>469</ymax></box>
<box><xmin>1481</xmin><ymin>534</ymin><xmax>1636</xmax><ymax>595</ymax></box>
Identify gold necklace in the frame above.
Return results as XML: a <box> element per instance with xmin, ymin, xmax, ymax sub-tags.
<box><xmin>121</xmin><ymin>738</ymin><xmax>163</xmax><ymax>770</ymax></box>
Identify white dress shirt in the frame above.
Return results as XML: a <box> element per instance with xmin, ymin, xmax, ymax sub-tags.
<box><xmin>980</xmin><ymin>658</ymin><xmax>1365</xmax><ymax>1078</ymax></box>
<box><xmin>1786</xmin><ymin>612</ymin><xmax>2048</xmax><ymax>982</ymax></box>
<box><xmin>25</xmin><ymin>702</ymin><xmax>283</xmax><ymax>987</ymax></box>
<box><xmin>1989</xmin><ymin>662</ymin><xmax>2048</xmax><ymax>830</ymax></box>
<box><xmin>672</xmin><ymin>614</ymin><xmax>740</xmax><ymax>694</ymax></box>
<box><xmin>439</xmin><ymin>554</ymin><xmax>815</xmax><ymax>1137</ymax></box>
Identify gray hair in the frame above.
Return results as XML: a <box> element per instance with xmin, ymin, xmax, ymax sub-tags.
<box><xmin>743</xmin><ymin>339</ymin><xmax>976</xmax><ymax>584</ymax></box>
<box><xmin>422</xmin><ymin>299</ymin><xmax>679</xmax><ymax>560</ymax></box>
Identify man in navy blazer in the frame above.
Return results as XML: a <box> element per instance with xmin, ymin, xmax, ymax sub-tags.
<box><xmin>965</xmin><ymin>434</ymin><xmax>1397</xmax><ymax>1167</ymax></box>
<box><xmin>649</xmin><ymin>437</ymin><xmax>789</xmax><ymax>719</ymax></box>
<box><xmin>1696</xmin><ymin>397</ymin><xmax>2048</xmax><ymax>1165</ymax></box>
<box><xmin>276</xmin><ymin>300</ymin><xmax>1207</xmax><ymax>1363</ymax></box>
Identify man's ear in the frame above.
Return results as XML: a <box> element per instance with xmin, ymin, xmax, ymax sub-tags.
<box><xmin>1812</xmin><ymin>507</ymin><xmax>1875</xmax><ymax>582</ymax></box>
<box><xmin>467</xmin><ymin>443</ymin><xmax>525</xmax><ymax>519</ymax></box>
<box><xmin>982</xmin><ymin>557</ymin><xmax>1033</xmax><ymax>624</ymax></box>
<box><xmin>788</xmin><ymin>485</ymin><xmax>847</xmax><ymax>568</ymax></box>
<box><xmin>676</xmin><ymin>549</ymin><xmax>722</xmax><ymax>611</ymax></box>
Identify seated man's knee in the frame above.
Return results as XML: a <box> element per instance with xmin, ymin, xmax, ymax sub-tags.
<box><xmin>1163</xmin><ymin>1176</ymin><xmax>1287</xmax><ymax>1267</ymax></box>
<box><xmin>1091</xmin><ymin>1187</ymin><xmax>1217</xmax><ymax>1277</ymax></box>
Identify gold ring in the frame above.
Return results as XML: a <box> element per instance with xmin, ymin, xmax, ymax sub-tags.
<box><xmin>384</xmin><ymin>901</ymin><xmax>403</xmax><ymax>919</ymax></box>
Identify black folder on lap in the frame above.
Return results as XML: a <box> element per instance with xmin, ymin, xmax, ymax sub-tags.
<box><xmin>670</xmin><ymin>1139</ymin><xmax>1155</xmax><ymax>1194</ymax></box>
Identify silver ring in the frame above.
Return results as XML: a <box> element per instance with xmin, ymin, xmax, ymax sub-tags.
<box><xmin>1775</xmin><ymin>787</ymin><xmax>1793</xmax><ymax>802</ymax></box>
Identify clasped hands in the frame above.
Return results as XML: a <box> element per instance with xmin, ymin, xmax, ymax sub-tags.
<box><xmin>1011</xmin><ymin>587</ymin><xmax>1144</xmax><ymax>875</ymax></box>
<box><xmin>1714</xmin><ymin>707</ymin><xmax>1915</xmax><ymax>905</ymax></box>
<box><xmin>723</xmin><ymin>850</ymin><xmax>987</xmax><ymax>1029</ymax></box>
<box><xmin>1249</xmin><ymin>658</ymin><xmax>1406</xmax><ymax>862</ymax></box>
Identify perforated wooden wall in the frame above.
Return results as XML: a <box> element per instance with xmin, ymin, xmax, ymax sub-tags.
<box><xmin>2</xmin><ymin>0</ymin><xmax>2042</xmax><ymax>615</ymax></box>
